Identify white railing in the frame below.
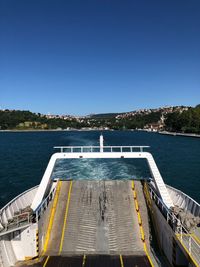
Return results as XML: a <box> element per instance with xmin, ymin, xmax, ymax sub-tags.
<box><xmin>35</xmin><ymin>181</ymin><xmax>57</xmax><ymax>222</ymax></box>
<box><xmin>148</xmin><ymin>183</ymin><xmax>200</xmax><ymax>266</ymax></box>
<box><xmin>0</xmin><ymin>182</ymin><xmax>58</xmax><ymax>236</ymax></box>
<box><xmin>54</xmin><ymin>145</ymin><xmax>150</xmax><ymax>153</ymax></box>
<box><xmin>0</xmin><ymin>185</ymin><xmax>38</xmax><ymax>213</ymax></box>
<box><xmin>0</xmin><ymin>211</ymin><xmax>32</xmax><ymax>236</ymax></box>
<box><xmin>0</xmin><ymin>185</ymin><xmax>39</xmax><ymax>235</ymax></box>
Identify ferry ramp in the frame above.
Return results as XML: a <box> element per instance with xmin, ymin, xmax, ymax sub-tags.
<box><xmin>19</xmin><ymin>255</ymin><xmax>152</xmax><ymax>267</ymax></box>
<box><xmin>34</xmin><ymin>180</ymin><xmax>153</xmax><ymax>266</ymax></box>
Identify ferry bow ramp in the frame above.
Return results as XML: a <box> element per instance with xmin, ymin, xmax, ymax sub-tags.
<box><xmin>37</xmin><ymin>180</ymin><xmax>153</xmax><ymax>267</ymax></box>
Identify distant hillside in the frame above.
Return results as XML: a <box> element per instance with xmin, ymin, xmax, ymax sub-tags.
<box><xmin>0</xmin><ymin>110</ymin><xmax>80</xmax><ymax>130</ymax></box>
<box><xmin>89</xmin><ymin>113</ymin><xmax>124</xmax><ymax>119</ymax></box>
<box><xmin>165</xmin><ymin>104</ymin><xmax>200</xmax><ymax>133</ymax></box>
<box><xmin>1</xmin><ymin>105</ymin><xmax>199</xmax><ymax>133</ymax></box>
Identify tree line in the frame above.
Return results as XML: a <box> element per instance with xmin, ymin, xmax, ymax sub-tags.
<box><xmin>0</xmin><ymin>109</ymin><xmax>162</xmax><ymax>130</ymax></box>
<box><xmin>1</xmin><ymin>106</ymin><xmax>200</xmax><ymax>133</ymax></box>
<box><xmin>0</xmin><ymin>110</ymin><xmax>81</xmax><ymax>130</ymax></box>
<box><xmin>165</xmin><ymin>105</ymin><xmax>200</xmax><ymax>133</ymax></box>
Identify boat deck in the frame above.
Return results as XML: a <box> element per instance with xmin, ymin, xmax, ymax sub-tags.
<box><xmin>44</xmin><ymin>180</ymin><xmax>143</xmax><ymax>255</ymax></box>
<box><xmin>34</xmin><ymin>180</ymin><xmax>153</xmax><ymax>266</ymax></box>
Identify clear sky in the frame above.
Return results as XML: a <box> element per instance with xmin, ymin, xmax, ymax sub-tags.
<box><xmin>0</xmin><ymin>0</ymin><xmax>200</xmax><ymax>115</ymax></box>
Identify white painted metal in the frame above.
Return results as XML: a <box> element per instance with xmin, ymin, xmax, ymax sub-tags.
<box><xmin>149</xmin><ymin>183</ymin><xmax>200</xmax><ymax>266</ymax></box>
<box><xmin>2</xmin><ymin>210</ymin><xmax>8</xmax><ymax>225</ymax></box>
<box><xmin>1</xmin><ymin>239</ymin><xmax>11</xmax><ymax>267</ymax></box>
<box><xmin>31</xmin><ymin>149</ymin><xmax>174</xmax><ymax>211</ymax></box>
<box><xmin>0</xmin><ymin>224</ymin><xmax>38</xmax><ymax>267</ymax></box>
<box><xmin>35</xmin><ymin>181</ymin><xmax>57</xmax><ymax>222</ymax></box>
<box><xmin>11</xmin><ymin>224</ymin><xmax>37</xmax><ymax>261</ymax></box>
<box><xmin>100</xmin><ymin>134</ymin><xmax>104</xmax><ymax>152</ymax></box>
<box><xmin>167</xmin><ymin>185</ymin><xmax>200</xmax><ymax>217</ymax></box>
<box><xmin>0</xmin><ymin>186</ymin><xmax>38</xmax><ymax>232</ymax></box>
<box><xmin>0</xmin><ymin>222</ymin><xmax>3</xmax><ymax>231</ymax></box>
<box><xmin>54</xmin><ymin>145</ymin><xmax>150</xmax><ymax>153</ymax></box>
<box><xmin>1</xmin><ymin>186</ymin><xmax>38</xmax><ymax>213</ymax></box>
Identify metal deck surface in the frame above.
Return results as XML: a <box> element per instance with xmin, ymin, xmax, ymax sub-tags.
<box><xmin>30</xmin><ymin>180</ymin><xmax>152</xmax><ymax>267</ymax></box>
<box><xmin>44</xmin><ymin>180</ymin><xmax>143</xmax><ymax>255</ymax></box>
<box><xmin>20</xmin><ymin>255</ymin><xmax>152</xmax><ymax>267</ymax></box>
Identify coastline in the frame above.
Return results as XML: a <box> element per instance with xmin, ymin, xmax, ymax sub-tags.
<box><xmin>0</xmin><ymin>129</ymin><xmax>65</xmax><ymax>132</ymax></box>
<box><xmin>1</xmin><ymin>129</ymin><xmax>200</xmax><ymax>138</ymax></box>
<box><xmin>158</xmin><ymin>131</ymin><xmax>200</xmax><ymax>138</ymax></box>
<box><xmin>0</xmin><ymin>128</ymin><xmax>114</xmax><ymax>132</ymax></box>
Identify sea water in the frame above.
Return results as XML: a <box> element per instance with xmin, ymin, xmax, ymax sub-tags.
<box><xmin>0</xmin><ymin>130</ymin><xmax>200</xmax><ymax>207</ymax></box>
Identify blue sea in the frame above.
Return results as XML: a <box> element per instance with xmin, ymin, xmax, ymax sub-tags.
<box><xmin>0</xmin><ymin>130</ymin><xmax>200</xmax><ymax>207</ymax></box>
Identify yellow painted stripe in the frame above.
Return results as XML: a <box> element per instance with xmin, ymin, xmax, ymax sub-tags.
<box><xmin>43</xmin><ymin>256</ymin><xmax>50</xmax><ymax>267</ymax></box>
<box><xmin>137</xmin><ymin>212</ymin><xmax>142</xmax><ymax>225</ymax></box>
<box><xmin>144</xmin><ymin>244</ymin><xmax>154</xmax><ymax>267</ymax></box>
<box><xmin>134</xmin><ymin>199</ymin><xmax>139</xmax><ymax>211</ymax></box>
<box><xmin>176</xmin><ymin>233</ymin><xmax>191</xmax><ymax>237</ymax></box>
<box><xmin>132</xmin><ymin>180</ymin><xmax>135</xmax><ymax>189</ymax></box>
<box><xmin>191</xmin><ymin>233</ymin><xmax>200</xmax><ymax>245</ymax></box>
<box><xmin>59</xmin><ymin>181</ymin><xmax>73</xmax><ymax>254</ymax></box>
<box><xmin>82</xmin><ymin>254</ymin><xmax>86</xmax><ymax>267</ymax></box>
<box><xmin>132</xmin><ymin>180</ymin><xmax>154</xmax><ymax>267</ymax></box>
<box><xmin>42</xmin><ymin>181</ymin><xmax>62</xmax><ymax>254</ymax></box>
<box><xmin>132</xmin><ymin>180</ymin><xmax>135</xmax><ymax>191</ymax></box>
<box><xmin>143</xmin><ymin>182</ymin><xmax>152</xmax><ymax>207</ymax></box>
<box><xmin>176</xmin><ymin>233</ymin><xmax>200</xmax><ymax>245</ymax></box>
<box><xmin>119</xmin><ymin>255</ymin><xmax>124</xmax><ymax>267</ymax></box>
<box><xmin>176</xmin><ymin>234</ymin><xmax>199</xmax><ymax>267</ymax></box>
<box><xmin>140</xmin><ymin>226</ymin><xmax>145</xmax><ymax>241</ymax></box>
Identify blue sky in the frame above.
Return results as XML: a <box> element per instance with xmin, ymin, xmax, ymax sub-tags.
<box><xmin>0</xmin><ymin>0</ymin><xmax>200</xmax><ymax>115</ymax></box>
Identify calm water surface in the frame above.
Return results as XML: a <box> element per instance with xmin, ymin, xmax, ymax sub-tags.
<box><xmin>0</xmin><ymin>131</ymin><xmax>200</xmax><ymax>207</ymax></box>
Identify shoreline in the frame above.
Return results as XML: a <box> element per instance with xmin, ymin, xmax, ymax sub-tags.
<box><xmin>158</xmin><ymin>131</ymin><xmax>200</xmax><ymax>138</ymax></box>
<box><xmin>0</xmin><ymin>129</ymin><xmax>115</xmax><ymax>132</ymax></box>
<box><xmin>1</xmin><ymin>129</ymin><xmax>200</xmax><ymax>138</ymax></box>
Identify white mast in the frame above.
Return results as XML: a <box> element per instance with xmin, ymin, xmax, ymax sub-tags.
<box><xmin>100</xmin><ymin>134</ymin><xmax>104</xmax><ymax>153</ymax></box>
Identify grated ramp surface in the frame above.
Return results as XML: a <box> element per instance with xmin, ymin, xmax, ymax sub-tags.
<box><xmin>44</xmin><ymin>180</ymin><xmax>144</xmax><ymax>256</ymax></box>
<box><xmin>19</xmin><ymin>255</ymin><xmax>152</xmax><ymax>267</ymax></box>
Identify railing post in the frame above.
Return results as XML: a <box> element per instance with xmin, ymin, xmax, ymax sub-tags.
<box><xmin>180</xmin><ymin>224</ymin><xmax>182</xmax><ymax>242</ymax></box>
<box><xmin>36</xmin><ymin>211</ymin><xmax>38</xmax><ymax>223</ymax></box>
<box><xmin>189</xmin><ymin>236</ymin><xmax>191</xmax><ymax>254</ymax></box>
<box><xmin>44</xmin><ymin>201</ymin><xmax>46</xmax><ymax>210</ymax></box>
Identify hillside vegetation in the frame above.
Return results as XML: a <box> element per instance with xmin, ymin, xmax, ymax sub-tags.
<box><xmin>0</xmin><ymin>105</ymin><xmax>200</xmax><ymax>133</ymax></box>
<box><xmin>0</xmin><ymin>110</ymin><xmax>80</xmax><ymax>130</ymax></box>
<box><xmin>165</xmin><ymin>105</ymin><xmax>200</xmax><ymax>133</ymax></box>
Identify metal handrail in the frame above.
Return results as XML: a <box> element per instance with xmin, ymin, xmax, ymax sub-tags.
<box><xmin>148</xmin><ymin>183</ymin><xmax>200</xmax><ymax>265</ymax></box>
<box><xmin>54</xmin><ymin>145</ymin><xmax>150</xmax><ymax>153</ymax></box>
<box><xmin>0</xmin><ymin>185</ymin><xmax>39</xmax><ymax>233</ymax></box>
<box><xmin>0</xmin><ymin>185</ymin><xmax>39</xmax><ymax>213</ymax></box>
<box><xmin>0</xmin><ymin>211</ymin><xmax>32</xmax><ymax>235</ymax></box>
<box><xmin>0</xmin><ymin>183</ymin><xmax>58</xmax><ymax>235</ymax></box>
<box><xmin>35</xmin><ymin>181</ymin><xmax>58</xmax><ymax>222</ymax></box>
